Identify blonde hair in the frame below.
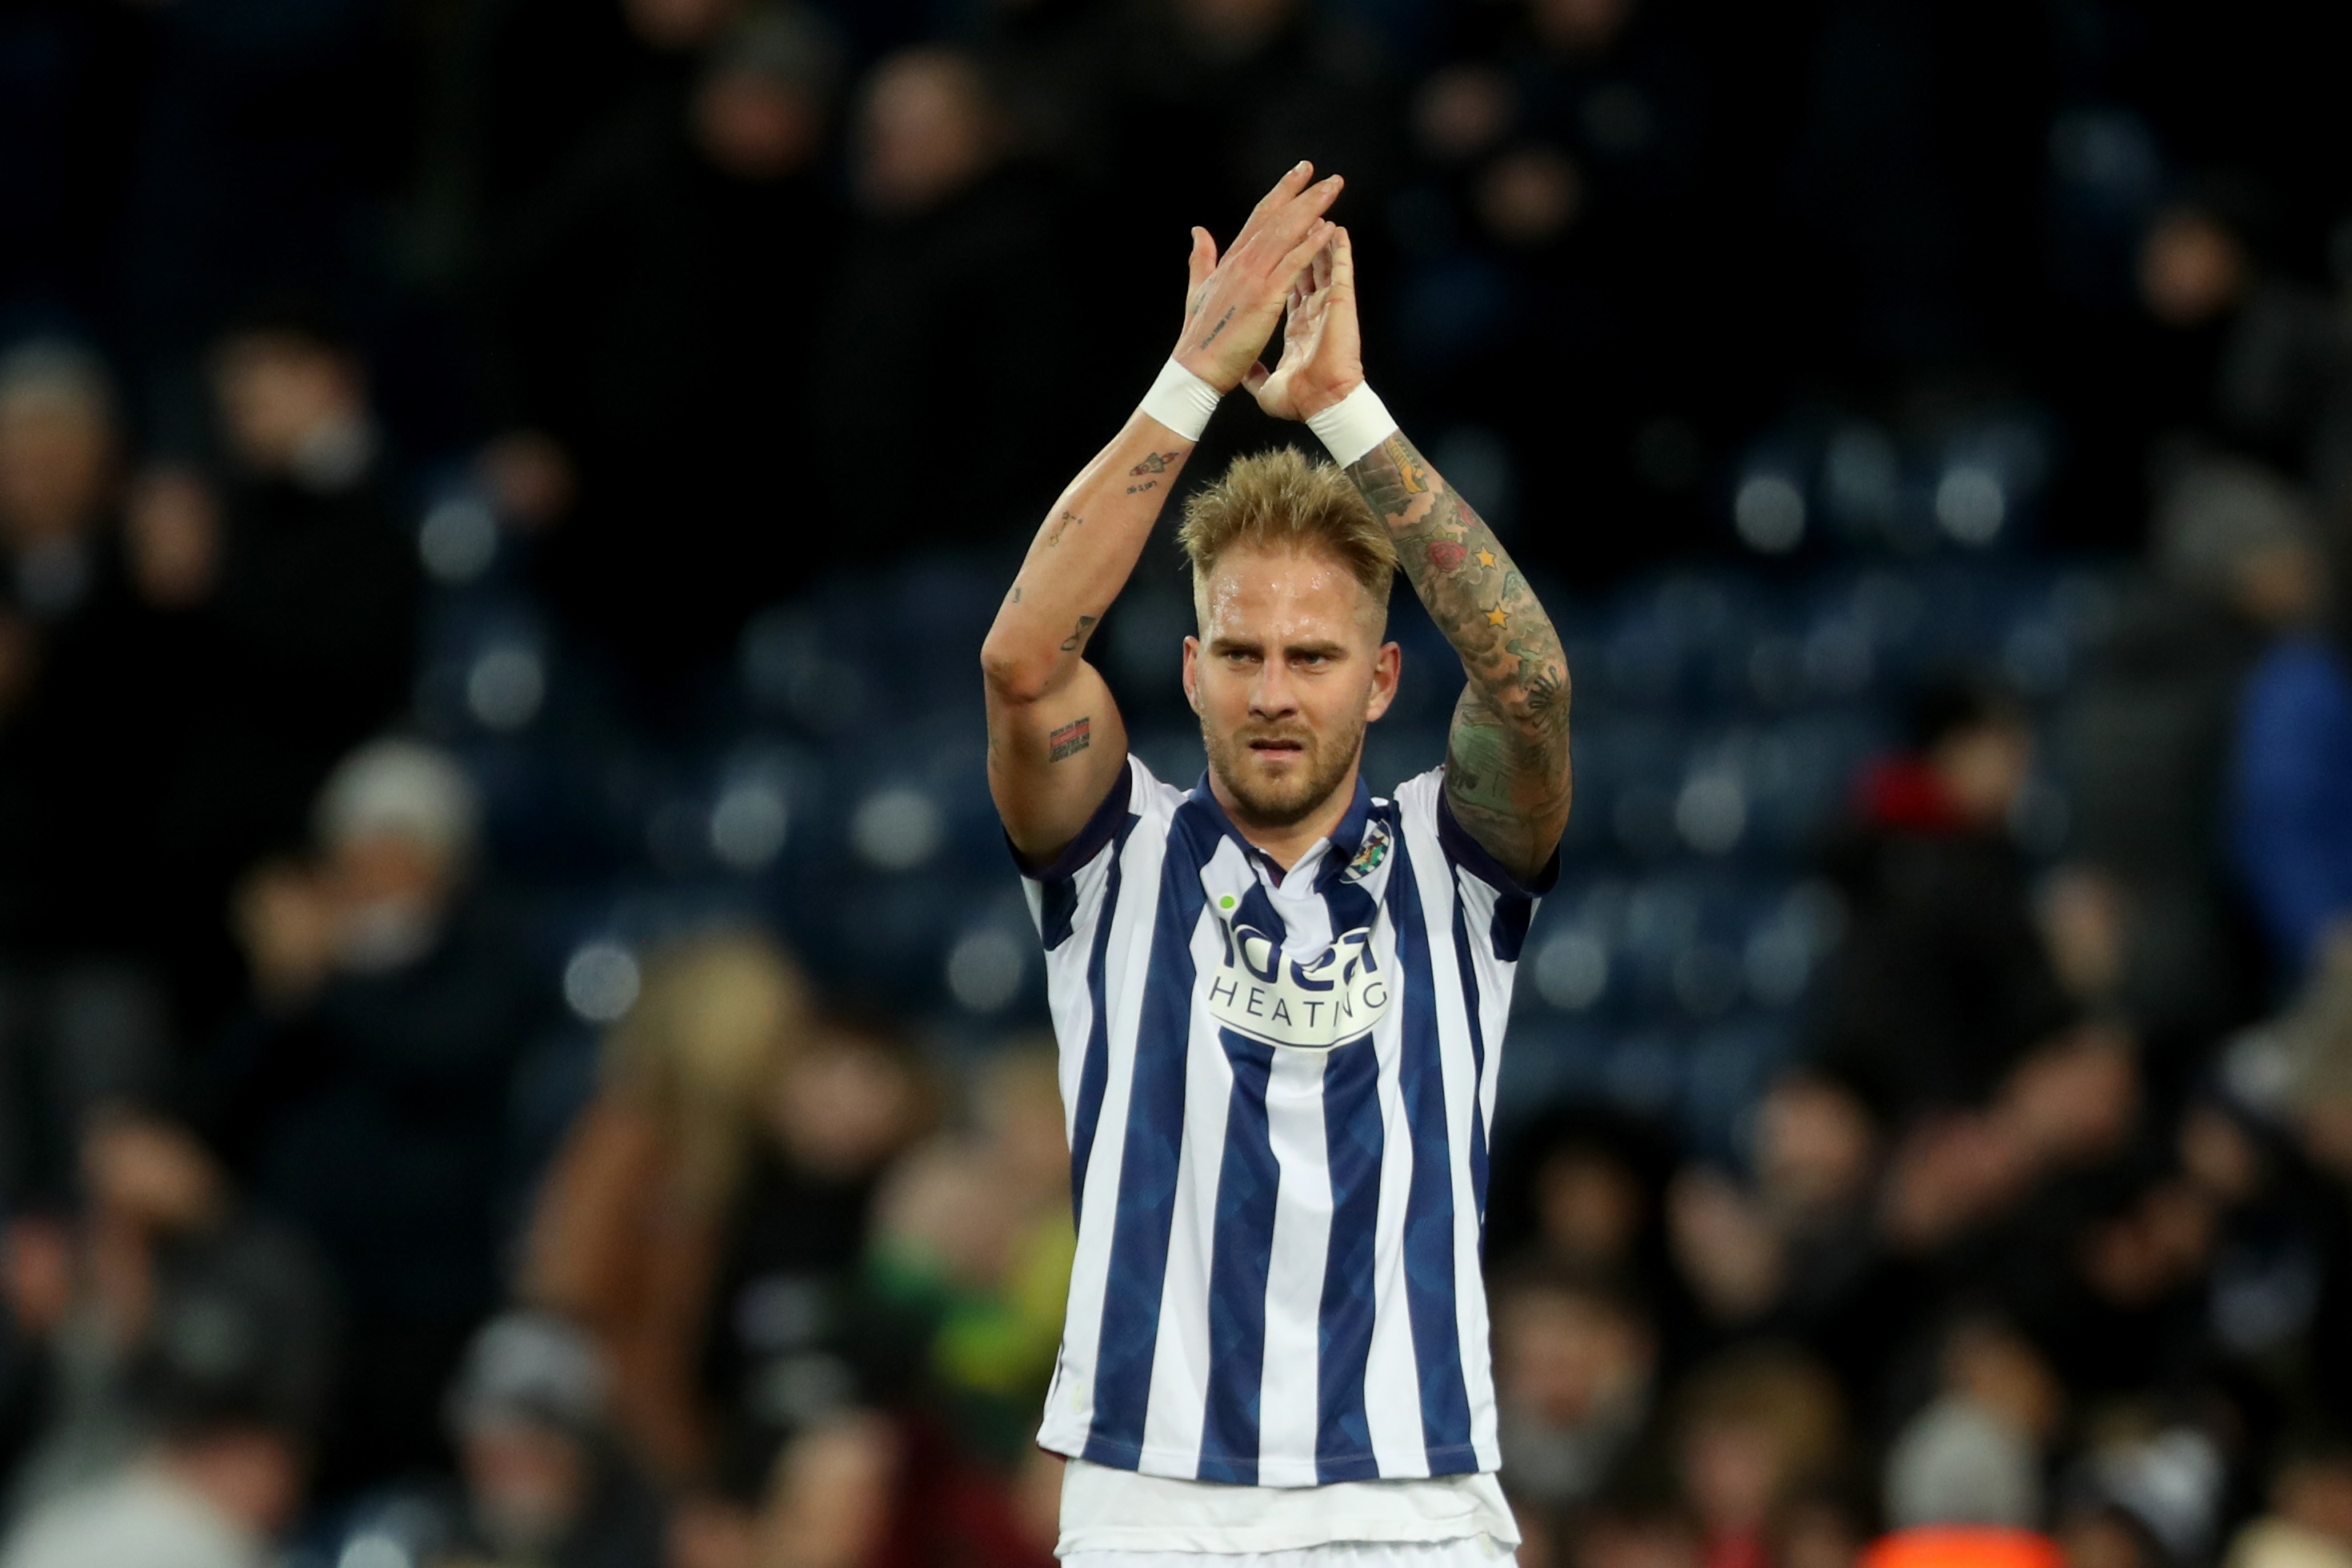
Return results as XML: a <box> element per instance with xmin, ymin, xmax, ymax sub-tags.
<box><xmin>1176</xmin><ymin>446</ymin><xmax>1398</xmax><ymax>617</ymax></box>
<box><xmin>601</xmin><ymin>927</ymin><xmax>810</xmax><ymax>1209</ymax></box>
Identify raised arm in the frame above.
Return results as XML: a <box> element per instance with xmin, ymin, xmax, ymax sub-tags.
<box><xmin>982</xmin><ymin>164</ymin><xmax>1345</xmax><ymax>862</ymax></box>
<box><xmin>1253</xmin><ymin>230</ymin><xmax>1570</xmax><ymax>882</ymax></box>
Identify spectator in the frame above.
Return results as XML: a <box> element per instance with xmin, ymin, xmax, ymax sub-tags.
<box><xmin>2055</xmin><ymin>458</ymin><xmax>2322</xmax><ymax>1069</ymax></box>
<box><xmin>808</xmin><ymin>47</ymin><xmax>1079</xmax><ymax>554</ymax></box>
<box><xmin>702</xmin><ymin>1008</ymin><xmax>937</xmax><ymax>1486</ymax></box>
<box><xmin>1488</xmin><ymin>1102</ymin><xmax>1675</xmax><ymax>1278</ymax></box>
<box><xmin>0</xmin><ymin>344</ymin><xmax>182</xmax><ymax>1131</ymax></box>
<box><xmin>343</xmin><ymin>1311</ymin><xmax>667</xmax><ymax>1568</ymax></box>
<box><xmin>1489</xmin><ymin>1261</ymin><xmax>1657</xmax><ymax>1511</ymax></box>
<box><xmin>0</xmin><ymin>1114</ymin><xmax>332</xmax><ymax>1568</ymax></box>
<box><xmin>522</xmin><ymin>928</ymin><xmax>814</xmax><ymax>1483</ymax></box>
<box><xmin>487</xmin><ymin>3</ymin><xmax>848</xmax><ymax>690</ymax></box>
<box><xmin>1814</xmin><ymin>679</ymin><xmax>2077</xmax><ymax>1121</ymax></box>
<box><xmin>134</xmin><ymin>304</ymin><xmax>419</xmax><ymax>1038</ymax></box>
<box><xmin>1883</xmin><ymin>1315</ymin><xmax>2065</xmax><ymax>1530</ymax></box>
<box><xmin>2223</xmin><ymin>1450</ymin><xmax>2352</xmax><ymax>1568</ymax></box>
<box><xmin>202</xmin><ymin>738</ymin><xmax>541</xmax><ymax>1498</ymax></box>
<box><xmin>1671</xmin><ymin>1346</ymin><xmax>1849</xmax><ymax>1568</ymax></box>
<box><xmin>2231</xmin><ymin>551</ymin><xmax>2352</xmax><ymax>986</ymax></box>
<box><xmin>862</xmin><ymin>1043</ymin><xmax>1069</xmax><ymax>1467</ymax></box>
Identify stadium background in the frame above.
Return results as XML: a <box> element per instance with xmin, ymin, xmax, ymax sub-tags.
<box><xmin>0</xmin><ymin>0</ymin><xmax>2350</xmax><ymax>1565</ymax></box>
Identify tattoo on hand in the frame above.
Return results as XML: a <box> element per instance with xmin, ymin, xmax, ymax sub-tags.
<box><xmin>1045</xmin><ymin>510</ymin><xmax>1082</xmax><ymax>547</ymax></box>
<box><xmin>1131</xmin><ymin>452</ymin><xmax>1176</xmax><ymax>476</ymax></box>
<box><xmin>1058</xmin><ymin>614</ymin><xmax>1097</xmax><ymax>652</ymax></box>
<box><xmin>1201</xmin><ymin>306</ymin><xmax>1237</xmax><ymax>347</ymax></box>
<box><xmin>1048</xmin><ymin>717</ymin><xmax>1093</xmax><ymax>762</ymax></box>
<box><xmin>1126</xmin><ymin>479</ymin><xmax>1158</xmax><ymax>495</ymax></box>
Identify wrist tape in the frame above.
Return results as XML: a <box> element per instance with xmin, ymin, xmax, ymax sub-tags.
<box><xmin>1306</xmin><ymin>382</ymin><xmax>1398</xmax><ymax>466</ymax></box>
<box><xmin>1139</xmin><ymin>358</ymin><xmax>1222</xmax><ymax>442</ymax></box>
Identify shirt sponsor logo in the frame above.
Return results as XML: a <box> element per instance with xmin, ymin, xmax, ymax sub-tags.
<box><xmin>1206</xmin><ymin>917</ymin><xmax>1390</xmax><ymax>1050</ymax></box>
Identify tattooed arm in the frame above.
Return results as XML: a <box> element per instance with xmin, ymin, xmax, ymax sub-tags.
<box><xmin>983</xmin><ymin>163</ymin><xmax>1344</xmax><ymax>862</ymax></box>
<box><xmin>1254</xmin><ymin>227</ymin><xmax>1570</xmax><ymax>882</ymax></box>
<box><xmin>1350</xmin><ymin>431</ymin><xmax>1570</xmax><ymax>881</ymax></box>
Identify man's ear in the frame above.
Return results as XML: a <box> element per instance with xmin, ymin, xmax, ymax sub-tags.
<box><xmin>1182</xmin><ymin>635</ymin><xmax>1202</xmax><ymax>714</ymax></box>
<box><xmin>1364</xmin><ymin>641</ymin><xmax>1402</xmax><ymax>722</ymax></box>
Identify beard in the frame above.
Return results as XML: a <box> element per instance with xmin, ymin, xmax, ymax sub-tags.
<box><xmin>1202</xmin><ymin>710</ymin><xmax>1366</xmax><ymax>830</ymax></box>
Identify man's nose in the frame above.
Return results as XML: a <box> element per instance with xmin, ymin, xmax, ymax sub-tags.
<box><xmin>1250</xmin><ymin>658</ymin><xmax>1298</xmax><ymax>717</ymax></box>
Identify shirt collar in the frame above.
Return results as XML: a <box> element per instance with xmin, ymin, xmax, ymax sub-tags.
<box><xmin>1188</xmin><ymin>771</ymin><xmax>1374</xmax><ymax>887</ymax></box>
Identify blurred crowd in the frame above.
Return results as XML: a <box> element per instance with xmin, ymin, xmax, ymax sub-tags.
<box><xmin>2</xmin><ymin>0</ymin><xmax>2352</xmax><ymax>1566</ymax></box>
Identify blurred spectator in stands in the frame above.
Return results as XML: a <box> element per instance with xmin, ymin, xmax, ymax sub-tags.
<box><xmin>862</xmin><ymin>1043</ymin><xmax>1065</xmax><ymax>1468</ymax></box>
<box><xmin>350</xmin><ymin>1311</ymin><xmax>666</xmax><ymax>1568</ymax></box>
<box><xmin>1671</xmin><ymin>1345</ymin><xmax>1848</xmax><ymax>1568</ymax></box>
<box><xmin>126</xmin><ymin>304</ymin><xmax>418</xmax><ymax>1040</ymax></box>
<box><xmin>810</xmin><ymin>46</ymin><xmax>1077</xmax><ymax>557</ymax></box>
<box><xmin>1490</xmin><ymin>1261</ymin><xmax>1656</xmax><ymax>1512</ymax></box>
<box><xmin>2222</xmin><ymin>1450</ymin><xmax>2352</xmax><ymax>1568</ymax></box>
<box><xmin>1395</xmin><ymin>0</ymin><xmax>1710</xmax><ymax>577</ymax></box>
<box><xmin>698</xmin><ymin>1010</ymin><xmax>936</xmax><ymax>1488</ymax></box>
<box><xmin>0</xmin><ymin>1110</ymin><xmax>334</xmax><ymax>1562</ymax></box>
<box><xmin>2232</xmin><ymin>536</ymin><xmax>2352</xmax><ymax>986</ymax></box>
<box><xmin>2055</xmin><ymin>458</ymin><xmax>2322</xmax><ymax>1075</ymax></box>
<box><xmin>486</xmin><ymin>4</ymin><xmax>846</xmax><ymax>693</ymax></box>
<box><xmin>953</xmin><ymin>0</ymin><xmax>1118</xmax><ymax>186</ymax></box>
<box><xmin>2218</xmin><ymin>234</ymin><xmax>2352</xmax><ymax>521</ymax></box>
<box><xmin>0</xmin><ymin>346</ymin><xmax>182</xmax><ymax>1181</ymax></box>
<box><xmin>0</xmin><ymin>339</ymin><xmax>128</xmax><ymax>945</ymax></box>
<box><xmin>521</xmin><ymin>930</ymin><xmax>806</xmax><ymax>1482</ymax></box>
<box><xmin>1814</xmin><ymin>678</ymin><xmax>2076</xmax><ymax>1122</ymax></box>
<box><xmin>2045</xmin><ymin>185</ymin><xmax>2267</xmax><ymax>552</ymax></box>
<box><xmin>202</xmin><ymin>738</ymin><xmax>540</xmax><ymax>1498</ymax></box>
<box><xmin>1489</xmin><ymin>1103</ymin><xmax>1674</xmax><ymax>1279</ymax></box>
<box><xmin>1883</xmin><ymin>1314</ymin><xmax>2065</xmax><ymax>1530</ymax></box>
<box><xmin>110</xmin><ymin>0</ymin><xmax>406</xmax><ymax>448</ymax></box>
<box><xmin>1101</xmin><ymin>0</ymin><xmax>1394</xmax><ymax>246</ymax></box>
<box><xmin>463</xmin><ymin>0</ymin><xmax>757</xmax><ymax>250</ymax></box>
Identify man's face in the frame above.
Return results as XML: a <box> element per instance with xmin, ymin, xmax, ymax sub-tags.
<box><xmin>210</xmin><ymin>334</ymin><xmax>362</xmax><ymax>476</ymax></box>
<box><xmin>0</xmin><ymin>392</ymin><xmax>112</xmax><ymax>544</ymax></box>
<box><xmin>1183</xmin><ymin>545</ymin><xmax>1398</xmax><ymax>830</ymax></box>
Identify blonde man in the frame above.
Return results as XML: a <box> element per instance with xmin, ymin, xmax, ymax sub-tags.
<box><xmin>982</xmin><ymin>163</ymin><xmax>1573</xmax><ymax>1566</ymax></box>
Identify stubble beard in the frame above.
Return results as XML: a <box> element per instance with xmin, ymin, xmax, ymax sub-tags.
<box><xmin>1202</xmin><ymin>712</ymin><xmax>1366</xmax><ymax>830</ymax></box>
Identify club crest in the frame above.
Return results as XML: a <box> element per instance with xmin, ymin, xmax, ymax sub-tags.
<box><xmin>1342</xmin><ymin>818</ymin><xmax>1392</xmax><ymax>882</ymax></box>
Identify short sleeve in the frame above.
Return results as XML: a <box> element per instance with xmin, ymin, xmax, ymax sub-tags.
<box><xmin>1434</xmin><ymin>778</ymin><xmax>1562</xmax><ymax>901</ymax></box>
<box><xmin>1010</xmin><ymin>759</ymin><xmax>1140</xmax><ymax>952</ymax></box>
<box><xmin>1392</xmin><ymin>766</ymin><xmax>1556</xmax><ymax>966</ymax></box>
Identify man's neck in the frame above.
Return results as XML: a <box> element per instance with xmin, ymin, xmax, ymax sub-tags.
<box><xmin>1209</xmin><ymin>761</ymin><xmax>1361</xmax><ymax>875</ymax></box>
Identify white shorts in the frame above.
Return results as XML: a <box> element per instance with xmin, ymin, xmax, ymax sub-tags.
<box><xmin>1062</xmin><ymin>1538</ymin><xmax>1521</xmax><ymax>1568</ymax></box>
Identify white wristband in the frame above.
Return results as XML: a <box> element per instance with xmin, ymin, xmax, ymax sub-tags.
<box><xmin>1138</xmin><ymin>358</ymin><xmax>1222</xmax><ymax>442</ymax></box>
<box><xmin>1305</xmin><ymin>382</ymin><xmax>1398</xmax><ymax>466</ymax></box>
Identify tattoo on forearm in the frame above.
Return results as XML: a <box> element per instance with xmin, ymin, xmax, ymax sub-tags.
<box><xmin>1058</xmin><ymin>614</ymin><xmax>1097</xmax><ymax>652</ymax></box>
<box><xmin>1131</xmin><ymin>452</ymin><xmax>1176</xmax><ymax>476</ymax></box>
<box><xmin>1046</xmin><ymin>510</ymin><xmax>1082</xmax><ymax>547</ymax></box>
<box><xmin>1008</xmin><ymin>584</ymin><xmax>1022</xmax><ymax>603</ymax></box>
<box><xmin>1126</xmin><ymin>479</ymin><xmax>1158</xmax><ymax>495</ymax></box>
<box><xmin>1048</xmin><ymin>717</ymin><xmax>1093</xmax><ymax>762</ymax></box>
<box><xmin>1345</xmin><ymin>430</ymin><xmax>1571</xmax><ymax>875</ymax></box>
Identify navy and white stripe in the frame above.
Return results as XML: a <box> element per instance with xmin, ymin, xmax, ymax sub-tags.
<box><xmin>1019</xmin><ymin>755</ymin><xmax>1552</xmax><ymax>1486</ymax></box>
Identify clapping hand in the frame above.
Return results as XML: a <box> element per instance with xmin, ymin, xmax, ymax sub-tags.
<box><xmin>1246</xmin><ymin>225</ymin><xmax>1363</xmax><ymax>423</ymax></box>
<box><xmin>1172</xmin><ymin>162</ymin><xmax>1344</xmax><ymax>394</ymax></box>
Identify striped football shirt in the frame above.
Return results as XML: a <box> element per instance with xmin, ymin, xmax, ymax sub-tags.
<box><xmin>1017</xmin><ymin>754</ymin><xmax>1552</xmax><ymax>1486</ymax></box>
